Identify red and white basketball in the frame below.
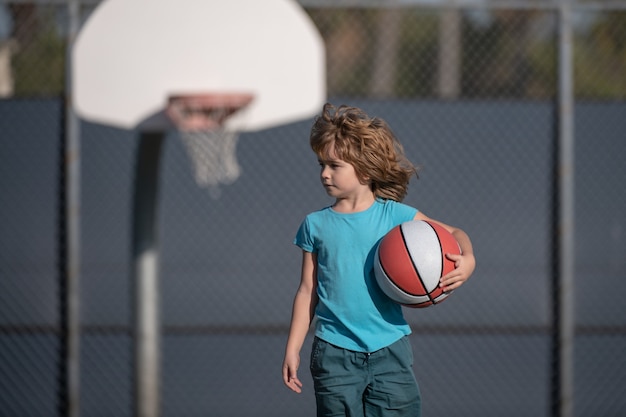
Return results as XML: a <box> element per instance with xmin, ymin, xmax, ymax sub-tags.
<box><xmin>374</xmin><ymin>220</ymin><xmax>461</xmax><ymax>308</ymax></box>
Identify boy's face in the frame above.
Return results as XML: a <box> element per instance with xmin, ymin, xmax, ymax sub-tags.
<box><xmin>317</xmin><ymin>146</ymin><xmax>369</xmax><ymax>199</ymax></box>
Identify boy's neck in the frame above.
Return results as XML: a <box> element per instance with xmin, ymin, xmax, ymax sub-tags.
<box><xmin>332</xmin><ymin>192</ymin><xmax>376</xmax><ymax>214</ymax></box>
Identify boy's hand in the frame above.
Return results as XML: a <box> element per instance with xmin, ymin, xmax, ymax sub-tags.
<box><xmin>440</xmin><ymin>252</ymin><xmax>475</xmax><ymax>292</ymax></box>
<box><xmin>282</xmin><ymin>353</ymin><xmax>303</xmax><ymax>393</ymax></box>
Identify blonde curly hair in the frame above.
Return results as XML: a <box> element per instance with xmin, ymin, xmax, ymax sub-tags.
<box><xmin>310</xmin><ymin>103</ymin><xmax>418</xmax><ymax>202</ymax></box>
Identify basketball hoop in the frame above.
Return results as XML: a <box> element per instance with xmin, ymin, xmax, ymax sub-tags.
<box><xmin>165</xmin><ymin>93</ymin><xmax>253</xmax><ymax>198</ymax></box>
<box><xmin>166</xmin><ymin>93</ymin><xmax>253</xmax><ymax>132</ymax></box>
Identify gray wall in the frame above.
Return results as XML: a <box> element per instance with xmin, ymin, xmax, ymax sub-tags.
<box><xmin>1</xmin><ymin>99</ymin><xmax>625</xmax><ymax>416</ymax></box>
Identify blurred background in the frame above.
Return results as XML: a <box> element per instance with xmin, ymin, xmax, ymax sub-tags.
<box><xmin>1</xmin><ymin>1</ymin><xmax>625</xmax><ymax>416</ymax></box>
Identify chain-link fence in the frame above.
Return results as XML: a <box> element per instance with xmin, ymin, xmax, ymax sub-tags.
<box><xmin>1</xmin><ymin>1</ymin><xmax>625</xmax><ymax>417</ymax></box>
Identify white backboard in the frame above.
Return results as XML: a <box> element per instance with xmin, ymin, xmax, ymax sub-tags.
<box><xmin>73</xmin><ymin>0</ymin><xmax>326</xmax><ymax>132</ymax></box>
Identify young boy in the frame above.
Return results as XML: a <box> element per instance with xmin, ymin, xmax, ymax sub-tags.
<box><xmin>282</xmin><ymin>104</ymin><xmax>475</xmax><ymax>417</ymax></box>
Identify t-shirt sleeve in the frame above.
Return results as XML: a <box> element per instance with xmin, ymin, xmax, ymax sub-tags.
<box><xmin>392</xmin><ymin>200</ymin><xmax>419</xmax><ymax>222</ymax></box>
<box><xmin>294</xmin><ymin>217</ymin><xmax>315</xmax><ymax>253</ymax></box>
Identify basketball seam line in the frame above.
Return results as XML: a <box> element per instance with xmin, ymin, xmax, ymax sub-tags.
<box><xmin>423</xmin><ymin>221</ymin><xmax>446</xmax><ymax>304</ymax></box>
<box><xmin>399</xmin><ymin>222</ymin><xmax>435</xmax><ymax>303</ymax></box>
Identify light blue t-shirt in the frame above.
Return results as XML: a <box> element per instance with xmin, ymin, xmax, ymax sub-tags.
<box><xmin>294</xmin><ymin>199</ymin><xmax>418</xmax><ymax>352</ymax></box>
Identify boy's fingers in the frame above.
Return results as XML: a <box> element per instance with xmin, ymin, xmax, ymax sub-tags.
<box><xmin>289</xmin><ymin>371</ymin><xmax>301</xmax><ymax>381</ymax></box>
<box><xmin>445</xmin><ymin>252</ymin><xmax>461</xmax><ymax>262</ymax></box>
<box><xmin>287</xmin><ymin>375</ymin><xmax>303</xmax><ymax>393</ymax></box>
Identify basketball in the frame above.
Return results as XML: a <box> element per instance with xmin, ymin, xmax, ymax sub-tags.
<box><xmin>374</xmin><ymin>220</ymin><xmax>461</xmax><ymax>308</ymax></box>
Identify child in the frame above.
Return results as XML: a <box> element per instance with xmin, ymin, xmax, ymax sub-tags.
<box><xmin>282</xmin><ymin>104</ymin><xmax>475</xmax><ymax>417</ymax></box>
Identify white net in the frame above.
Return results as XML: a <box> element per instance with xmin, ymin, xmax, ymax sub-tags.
<box><xmin>167</xmin><ymin>94</ymin><xmax>253</xmax><ymax>198</ymax></box>
<box><xmin>178</xmin><ymin>128</ymin><xmax>241</xmax><ymax>199</ymax></box>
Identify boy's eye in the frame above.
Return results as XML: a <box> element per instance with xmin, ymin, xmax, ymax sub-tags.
<box><xmin>318</xmin><ymin>160</ymin><xmax>343</xmax><ymax>169</ymax></box>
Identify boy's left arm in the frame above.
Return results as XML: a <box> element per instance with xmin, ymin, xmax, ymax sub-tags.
<box><xmin>413</xmin><ymin>212</ymin><xmax>475</xmax><ymax>292</ymax></box>
<box><xmin>442</xmin><ymin>228</ymin><xmax>475</xmax><ymax>292</ymax></box>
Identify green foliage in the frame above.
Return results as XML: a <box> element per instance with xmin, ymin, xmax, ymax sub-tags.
<box><xmin>395</xmin><ymin>10</ymin><xmax>438</xmax><ymax>97</ymax></box>
<box><xmin>305</xmin><ymin>7</ymin><xmax>625</xmax><ymax>100</ymax></box>
<box><xmin>9</xmin><ymin>5</ymin><xmax>625</xmax><ymax>100</ymax></box>
<box><xmin>576</xmin><ymin>11</ymin><xmax>626</xmax><ymax>99</ymax></box>
<box><xmin>12</xmin><ymin>13</ymin><xmax>66</xmax><ymax>97</ymax></box>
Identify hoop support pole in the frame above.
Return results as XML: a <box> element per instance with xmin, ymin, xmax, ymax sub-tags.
<box><xmin>131</xmin><ymin>131</ymin><xmax>164</xmax><ymax>417</ymax></box>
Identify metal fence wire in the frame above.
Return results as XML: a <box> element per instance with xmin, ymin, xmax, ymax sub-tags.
<box><xmin>1</xmin><ymin>1</ymin><xmax>625</xmax><ymax>417</ymax></box>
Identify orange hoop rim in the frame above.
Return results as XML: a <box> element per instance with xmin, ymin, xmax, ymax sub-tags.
<box><xmin>166</xmin><ymin>93</ymin><xmax>254</xmax><ymax>131</ymax></box>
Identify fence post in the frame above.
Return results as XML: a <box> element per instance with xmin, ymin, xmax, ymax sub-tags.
<box><xmin>553</xmin><ymin>1</ymin><xmax>575</xmax><ymax>417</ymax></box>
<box><xmin>63</xmin><ymin>0</ymin><xmax>82</xmax><ymax>416</ymax></box>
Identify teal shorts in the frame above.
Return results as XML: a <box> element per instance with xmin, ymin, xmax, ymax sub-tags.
<box><xmin>310</xmin><ymin>336</ymin><xmax>421</xmax><ymax>417</ymax></box>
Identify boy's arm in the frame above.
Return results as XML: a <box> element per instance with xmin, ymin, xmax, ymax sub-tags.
<box><xmin>414</xmin><ymin>212</ymin><xmax>476</xmax><ymax>292</ymax></box>
<box><xmin>282</xmin><ymin>250</ymin><xmax>318</xmax><ymax>393</ymax></box>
